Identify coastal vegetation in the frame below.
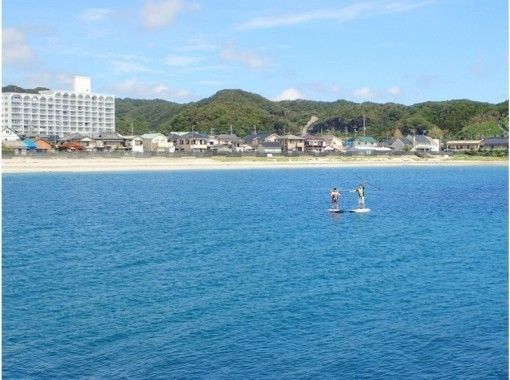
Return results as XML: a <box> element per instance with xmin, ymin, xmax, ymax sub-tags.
<box><xmin>3</xmin><ymin>85</ymin><xmax>508</xmax><ymax>140</ymax></box>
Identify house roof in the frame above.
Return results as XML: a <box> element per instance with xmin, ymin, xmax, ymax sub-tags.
<box><xmin>123</xmin><ymin>135</ymin><xmax>143</xmax><ymax>140</ymax></box>
<box><xmin>141</xmin><ymin>133</ymin><xmax>166</xmax><ymax>139</ymax></box>
<box><xmin>180</xmin><ymin>132</ymin><xmax>208</xmax><ymax>139</ymax></box>
<box><xmin>278</xmin><ymin>134</ymin><xmax>303</xmax><ymax>140</ymax></box>
<box><xmin>60</xmin><ymin>142</ymin><xmax>84</xmax><ymax>150</ymax></box>
<box><xmin>93</xmin><ymin>132</ymin><xmax>124</xmax><ymax>141</ymax></box>
<box><xmin>446</xmin><ymin>140</ymin><xmax>483</xmax><ymax>144</ymax></box>
<box><xmin>216</xmin><ymin>133</ymin><xmax>242</xmax><ymax>141</ymax></box>
<box><xmin>483</xmin><ymin>137</ymin><xmax>508</xmax><ymax>145</ymax></box>
<box><xmin>169</xmin><ymin>131</ymin><xmax>188</xmax><ymax>136</ymax></box>
<box><xmin>243</xmin><ymin>132</ymin><xmax>270</xmax><ymax>142</ymax></box>
<box><xmin>23</xmin><ymin>139</ymin><xmax>37</xmax><ymax>150</ymax></box>
<box><xmin>35</xmin><ymin>138</ymin><xmax>52</xmax><ymax>145</ymax></box>
<box><xmin>59</xmin><ymin>133</ymin><xmax>84</xmax><ymax>142</ymax></box>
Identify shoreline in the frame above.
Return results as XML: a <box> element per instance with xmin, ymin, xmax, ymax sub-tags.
<box><xmin>2</xmin><ymin>156</ymin><xmax>508</xmax><ymax>173</ymax></box>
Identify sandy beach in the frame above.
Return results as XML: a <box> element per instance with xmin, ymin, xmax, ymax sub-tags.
<box><xmin>2</xmin><ymin>155</ymin><xmax>507</xmax><ymax>173</ymax></box>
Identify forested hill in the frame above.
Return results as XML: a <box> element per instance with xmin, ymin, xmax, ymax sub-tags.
<box><xmin>3</xmin><ymin>85</ymin><xmax>508</xmax><ymax>139</ymax></box>
<box><xmin>116</xmin><ymin>90</ymin><xmax>508</xmax><ymax>139</ymax></box>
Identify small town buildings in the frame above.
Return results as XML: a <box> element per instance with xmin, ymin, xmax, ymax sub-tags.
<box><xmin>388</xmin><ymin>138</ymin><xmax>413</xmax><ymax>152</ymax></box>
<box><xmin>322</xmin><ymin>135</ymin><xmax>344</xmax><ymax>152</ymax></box>
<box><xmin>482</xmin><ymin>137</ymin><xmax>508</xmax><ymax>150</ymax></box>
<box><xmin>59</xmin><ymin>142</ymin><xmax>84</xmax><ymax>151</ymax></box>
<box><xmin>22</xmin><ymin>138</ymin><xmax>37</xmax><ymax>151</ymax></box>
<box><xmin>407</xmin><ymin>135</ymin><xmax>440</xmax><ymax>153</ymax></box>
<box><xmin>2</xmin><ymin>126</ymin><xmax>20</xmax><ymax>141</ymax></box>
<box><xmin>123</xmin><ymin>135</ymin><xmax>144</xmax><ymax>153</ymax></box>
<box><xmin>207</xmin><ymin>133</ymin><xmax>244</xmax><ymax>152</ymax></box>
<box><xmin>216</xmin><ymin>134</ymin><xmax>243</xmax><ymax>149</ymax></box>
<box><xmin>141</xmin><ymin>133</ymin><xmax>175</xmax><ymax>153</ymax></box>
<box><xmin>278</xmin><ymin>134</ymin><xmax>305</xmax><ymax>152</ymax></box>
<box><xmin>58</xmin><ymin>133</ymin><xmax>96</xmax><ymax>151</ymax></box>
<box><xmin>34</xmin><ymin>138</ymin><xmax>53</xmax><ymax>153</ymax></box>
<box><xmin>169</xmin><ymin>132</ymin><xmax>208</xmax><ymax>153</ymax></box>
<box><xmin>346</xmin><ymin>136</ymin><xmax>392</xmax><ymax>154</ymax></box>
<box><xmin>2</xmin><ymin>140</ymin><xmax>27</xmax><ymax>155</ymax></box>
<box><xmin>94</xmin><ymin>132</ymin><xmax>126</xmax><ymax>151</ymax></box>
<box><xmin>445</xmin><ymin>140</ymin><xmax>483</xmax><ymax>151</ymax></box>
<box><xmin>303</xmin><ymin>135</ymin><xmax>327</xmax><ymax>152</ymax></box>
<box><xmin>244</xmin><ymin>132</ymin><xmax>279</xmax><ymax>149</ymax></box>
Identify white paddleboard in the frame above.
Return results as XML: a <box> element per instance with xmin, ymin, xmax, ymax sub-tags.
<box><xmin>328</xmin><ymin>209</ymin><xmax>344</xmax><ymax>213</ymax></box>
<box><xmin>349</xmin><ymin>208</ymin><xmax>371</xmax><ymax>213</ymax></box>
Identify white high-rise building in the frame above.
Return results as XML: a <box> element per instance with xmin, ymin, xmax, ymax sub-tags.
<box><xmin>1</xmin><ymin>76</ymin><xmax>115</xmax><ymax>137</ymax></box>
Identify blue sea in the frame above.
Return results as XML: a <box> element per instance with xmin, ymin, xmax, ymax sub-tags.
<box><xmin>2</xmin><ymin>166</ymin><xmax>508</xmax><ymax>379</ymax></box>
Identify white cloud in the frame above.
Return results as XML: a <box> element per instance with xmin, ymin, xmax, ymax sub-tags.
<box><xmin>141</xmin><ymin>0</ymin><xmax>199</xmax><ymax>29</ymax></box>
<box><xmin>114</xmin><ymin>78</ymin><xmax>193</xmax><ymax>101</ymax></box>
<box><xmin>2</xmin><ymin>27</ymin><xmax>35</xmax><ymax>65</ymax></box>
<box><xmin>164</xmin><ymin>54</ymin><xmax>203</xmax><ymax>66</ymax></box>
<box><xmin>274</xmin><ymin>88</ymin><xmax>304</xmax><ymax>101</ymax></box>
<box><xmin>387</xmin><ymin>86</ymin><xmax>402</xmax><ymax>96</ymax></box>
<box><xmin>239</xmin><ymin>1</ymin><xmax>432</xmax><ymax>30</ymax></box>
<box><xmin>220</xmin><ymin>45</ymin><xmax>269</xmax><ymax>69</ymax></box>
<box><xmin>78</xmin><ymin>8</ymin><xmax>114</xmax><ymax>21</ymax></box>
<box><xmin>354</xmin><ymin>87</ymin><xmax>377</xmax><ymax>100</ymax></box>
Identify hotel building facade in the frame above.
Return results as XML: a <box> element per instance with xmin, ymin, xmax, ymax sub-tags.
<box><xmin>1</xmin><ymin>76</ymin><xmax>115</xmax><ymax>137</ymax></box>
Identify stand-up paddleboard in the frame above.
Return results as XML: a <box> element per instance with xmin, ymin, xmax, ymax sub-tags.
<box><xmin>349</xmin><ymin>208</ymin><xmax>371</xmax><ymax>213</ymax></box>
<box><xmin>329</xmin><ymin>208</ymin><xmax>345</xmax><ymax>213</ymax></box>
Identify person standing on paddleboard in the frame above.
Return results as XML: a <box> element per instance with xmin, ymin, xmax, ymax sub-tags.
<box><xmin>352</xmin><ymin>184</ymin><xmax>366</xmax><ymax>209</ymax></box>
<box><xmin>330</xmin><ymin>187</ymin><xmax>340</xmax><ymax>210</ymax></box>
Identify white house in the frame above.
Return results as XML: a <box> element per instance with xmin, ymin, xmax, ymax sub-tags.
<box><xmin>406</xmin><ymin>135</ymin><xmax>440</xmax><ymax>153</ymax></box>
<box><xmin>141</xmin><ymin>133</ymin><xmax>174</xmax><ymax>153</ymax></box>
<box><xmin>123</xmin><ymin>135</ymin><xmax>144</xmax><ymax>153</ymax></box>
<box><xmin>1</xmin><ymin>126</ymin><xmax>20</xmax><ymax>141</ymax></box>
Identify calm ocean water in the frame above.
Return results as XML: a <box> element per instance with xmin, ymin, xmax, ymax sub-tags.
<box><xmin>2</xmin><ymin>166</ymin><xmax>508</xmax><ymax>379</ymax></box>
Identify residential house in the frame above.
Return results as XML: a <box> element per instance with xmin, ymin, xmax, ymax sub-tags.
<box><xmin>22</xmin><ymin>138</ymin><xmax>37</xmax><ymax>151</ymax></box>
<box><xmin>244</xmin><ymin>132</ymin><xmax>279</xmax><ymax>149</ymax></box>
<box><xmin>445</xmin><ymin>140</ymin><xmax>483</xmax><ymax>151</ymax></box>
<box><xmin>482</xmin><ymin>137</ymin><xmax>508</xmax><ymax>150</ymax></box>
<box><xmin>59</xmin><ymin>142</ymin><xmax>84</xmax><ymax>151</ymax></box>
<box><xmin>141</xmin><ymin>133</ymin><xmax>175</xmax><ymax>153</ymax></box>
<box><xmin>207</xmin><ymin>134</ymin><xmax>244</xmax><ymax>152</ymax></box>
<box><xmin>2</xmin><ymin>140</ymin><xmax>27</xmax><ymax>155</ymax></box>
<box><xmin>346</xmin><ymin>136</ymin><xmax>389</xmax><ymax>154</ymax></box>
<box><xmin>58</xmin><ymin>133</ymin><xmax>96</xmax><ymax>151</ymax></box>
<box><xmin>169</xmin><ymin>132</ymin><xmax>208</xmax><ymax>153</ymax></box>
<box><xmin>123</xmin><ymin>135</ymin><xmax>144</xmax><ymax>153</ymax></box>
<box><xmin>216</xmin><ymin>134</ymin><xmax>243</xmax><ymax>149</ymax></box>
<box><xmin>1</xmin><ymin>126</ymin><xmax>20</xmax><ymax>141</ymax></box>
<box><xmin>94</xmin><ymin>132</ymin><xmax>126</xmax><ymax>151</ymax></box>
<box><xmin>303</xmin><ymin>135</ymin><xmax>327</xmax><ymax>152</ymax></box>
<box><xmin>278</xmin><ymin>134</ymin><xmax>305</xmax><ymax>152</ymax></box>
<box><xmin>34</xmin><ymin>138</ymin><xmax>53</xmax><ymax>153</ymax></box>
<box><xmin>406</xmin><ymin>135</ymin><xmax>440</xmax><ymax>153</ymax></box>
<box><xmin>322</xmin><ymin>135</ymin><xmax>345</xmax><ymax>152</ymax></box>
<box><xmin>388</xmin><ymin>138</ymin><xmax>413</xmax><ymax>152</ymax></box>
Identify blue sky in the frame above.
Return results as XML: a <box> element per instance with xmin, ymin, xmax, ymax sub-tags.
<box><xmin>2</xmin><ymin>0</ymin><xmax>508</xmax><ymax>104</ymax></box>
